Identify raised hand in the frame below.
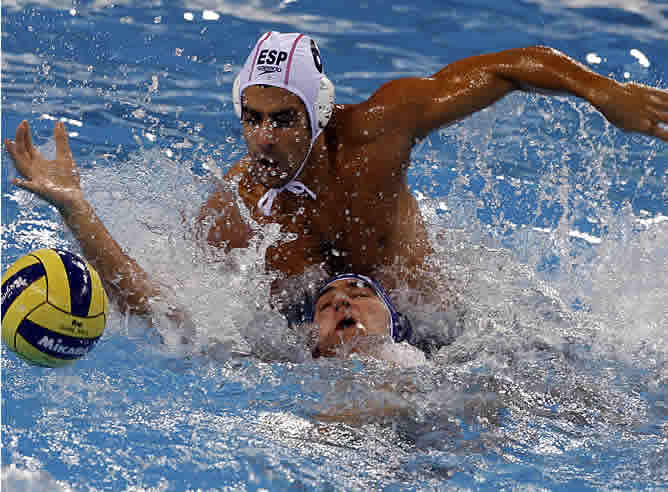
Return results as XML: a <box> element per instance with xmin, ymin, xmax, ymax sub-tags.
<box><xmin>4</xmin><ymin>120</ymin><xmax>84</xmax><ymax>211</ymax></box>
<box><xmin>5</xmin><ymin>120</ymin><xmax>165</xmax><ymax>316</ymax></box>
<box><xmin>593</xmin><ymin>82</ymin><xmax>668</xmax><ymax>140</ymax></box>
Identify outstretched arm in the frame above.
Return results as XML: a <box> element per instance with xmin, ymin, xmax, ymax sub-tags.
<box><xmin>355</xmin><ymin>46</ymin><xmax>668</xmax><ymax>142</ymax></box>
<box><xmin>5</xmin><ymin>121</ymin><xmax>159</xmax><ymax>315</ymax></box>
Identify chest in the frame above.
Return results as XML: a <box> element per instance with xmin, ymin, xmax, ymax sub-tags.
<box><xmin>238</xmin><ymin>140</ymin><xmax>411</xmax><ymax>273</ymax></box>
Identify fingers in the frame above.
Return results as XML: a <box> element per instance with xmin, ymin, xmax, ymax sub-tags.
<box><xmin>54</xmin><ymin>121</ymin><xmax>72</xmax><ymax>161</ymax></box>
<box><xmin>12</xmin><ymin>177</ymin><xmax>40</xmax><ymax>195</ymax></box>
<box><xmin>16</xmin><ymin>120</ymin><xmax>36</xmax><ymax>158</ymax></box>
<box><xmin>9</xmin><ymin>120</ymin><xmax>37</xmax><ymax>160</ymax></box>
<box><xmin>24</xmin><ymin>121</ymin><xmax>36</xmax><ymax>158</ymax></box>
<box><xmin>648</xmin><ymin>87</ymin><xmax>668</xmax><ymax>104</ymax></box>
<box><xmin>647</xmin><ymin>92</ymin><xmax>668</xmax><ymax>124</ymax></box>
<box><xmin>651</xmin><ymin>96</ymin><xmax>668</xmax><ymax>112</ymax></box>
<box><xmin>645</xmin><ymin>104</ymin><xmax>668</xmax><ymax>140</ymax></box>
<box><xmin>6</xmin><ymin>120</ymin><xmax>73</xmax><ymax>163</ymax></box>
<box><xmin>4</xmin><ymin>137</ymin><xmax>17</xmax><ymax>159</ymax></box>
<box><xmin>5</xmin><ymin>124</ymin><xmax>27</xmax><ymax>166</ymax></box>
<box><xmin>13</xmin><ymin>121</ymin><xmax>27</xmax><ymax>157</ymax></box>
<box><xmin>628</xmin><ymin>84</ymin><xmax>668</xmax><ymax>139</ymax></box>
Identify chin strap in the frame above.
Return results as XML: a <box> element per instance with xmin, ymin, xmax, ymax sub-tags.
<box><xmin>257</xmin><ymin>180</ymin><xmax>316</xmax><ymax>216</ymax></box>
<box><xmin>256</xmin><ymin>144</ymin><xmax>316</xmax><ymax>216</ymax></box>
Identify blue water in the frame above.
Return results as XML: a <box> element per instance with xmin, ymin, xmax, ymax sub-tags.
<box><xmin>2</xmin><ymin>1</ymin><xmax>667</xmax><ymax>490</ymax></box>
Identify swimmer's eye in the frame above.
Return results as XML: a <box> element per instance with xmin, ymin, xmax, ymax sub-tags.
<box><xmin>318</xmin><ymin>302</ymin><xmax>332</xmax><ymax>312</ymax></box>
<box><xmin>271</xmin><ymin>110</ymin><xmax>297</xmax><ymax>128</ymax></box>
<box><xmin>242</xmin><ymin>109</ymin><xmax>297</xmax><ymax>129</ymax></box>
<box><xmin>241</xmin><ymin>109</ymin><xmax>262</xmax><ymax>126</ymax></box>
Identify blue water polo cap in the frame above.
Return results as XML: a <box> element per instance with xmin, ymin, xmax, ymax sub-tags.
<box><xmin>304</xmin><ymin>273</ymin><xmax>412</xmax><ymax>344</ymax></box>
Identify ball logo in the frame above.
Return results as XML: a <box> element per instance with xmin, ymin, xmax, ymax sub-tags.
<box><xmin>2</xmin><ymin>276</ymin><xmax>28</xmax><ymax>305</ymax></box>
<box><xmin>37</xmin><ymin>336</ymin><xmax>92</xmax><ymax>357</ymax></box>
<box><xmin>256</xmin><ymin>49</ymin><xmax>288</xmax><ymax>76</ymax></box>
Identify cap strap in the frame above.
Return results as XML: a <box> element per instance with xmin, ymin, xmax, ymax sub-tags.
<box><xmin>256</xmin><ymin>141</ymin><xmax>316</xmax><ymax>216</ymax></box>
<box><xmin>257</xmin><ymin>180</ymin><xmax>316</xmax><ymax>216</ymax></box>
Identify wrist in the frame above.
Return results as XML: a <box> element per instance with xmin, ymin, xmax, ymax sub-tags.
<box><xmin>582</xmin><ymin>73</ymin><xmax>618</xmax><ymax>108</ymax></box>
<box><xmin>59</xmin><ymin>194</ymin><xmax>92</xmax><ymax>222</ymax></box>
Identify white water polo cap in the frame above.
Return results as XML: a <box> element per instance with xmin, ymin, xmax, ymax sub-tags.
<box><xmin>234</xmin><ymin>31</ymin><xmax>335</xmax><ymax>140</ymax></box>
<box><xmin>233</xmin><ymin>32</ymin><xmax>336</xmax><ymax>215</ymax></box>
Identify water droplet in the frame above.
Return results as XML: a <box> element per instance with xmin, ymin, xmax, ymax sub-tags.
<box><xmin>203</xmin><ymin>10</ymin><xmax>220</xmax><ymax>21</ymax></box>
<box><xmin>586</xmin><ymin>53</ymin><xmax>601</xmax><ymax>65</ymax></box>
<box><xmin>630</xmin><ymin>48</ymin><xmax>650</xmax><ymax>68</ymax></box>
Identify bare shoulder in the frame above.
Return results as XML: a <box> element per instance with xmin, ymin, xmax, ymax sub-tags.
<box><xmin>336</xmin><ymin>77</ymin><xmax>439</xmax><ymax>144</ymax></box>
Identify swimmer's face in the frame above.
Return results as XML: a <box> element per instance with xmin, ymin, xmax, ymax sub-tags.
<box><xmin>312</xmin><ymin>279</ymin><xmax>391</xmax><ymax>358</ymax></box>
<box><xmin>241</xmin><ymin>85</ymin><xmax>312</xmax><ymax>188</ymax></box>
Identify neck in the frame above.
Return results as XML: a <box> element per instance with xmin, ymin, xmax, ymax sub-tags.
<box><xmin>254</xmin><ymin>131</ymin><xmax>328</xmax><ymax>216</ymax></box>
<box><xmin>294</xmin><ymin>131</ymin><xmax>327</xmax><ymax>188</ymax></box>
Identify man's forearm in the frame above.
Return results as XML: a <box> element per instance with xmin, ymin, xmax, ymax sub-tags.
<box><xmin>61</xmin><ymin>200</ymin><xmax>158</xmax><ymax>315</ymax></box>
<box><xmin>492</xmin><ymin>46</ymin><xmax>616</xmax><ymax>104</ymax></box>
<box><xmin>428</xmin><ymin>45</ymin><xmax>666</xmax><ymax>140</ymax></box>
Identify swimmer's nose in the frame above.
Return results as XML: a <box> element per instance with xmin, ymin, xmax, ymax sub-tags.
<box><xmin>334</xmin><ymin>295</ymin><xmax>351</xmax><ymax>311</ymax></box>
<box><xmin>254</xmin><ymin>121</ymin><xmax>278</xmax><ymax>149</ymax></box>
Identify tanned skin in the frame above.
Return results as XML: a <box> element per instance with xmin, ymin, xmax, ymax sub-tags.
<box><xmin>6</xmin><ymin>46</ymin><xmax>668</xmax><ymax>316</ymax></box>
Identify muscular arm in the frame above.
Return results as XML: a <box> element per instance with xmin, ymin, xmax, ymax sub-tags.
<box><xmin>61</xmin><ymin>201</ymin><xmax>159</xmax><ymax>315</ymax></box>
<box><xmin>6</xmin><ymin>121</ymin><xmax>160</xmax><ymax>315</ymax></box>
<box><xmin>353</xmin><ymin>46</ymin><xmax>668</xmax><ymax>142</ymax></box>
<box><xmin>6</xmin><ymin>121</ymin><xmax>253</xmax><ymax>347</ymax></box>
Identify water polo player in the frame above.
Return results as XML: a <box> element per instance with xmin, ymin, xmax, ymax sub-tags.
<box><xmin>297</xmin><ymin>274</ymin><xmax>426</xmax><ymax>364</ymax></box>
<box><xmin>201</xmin><ymin>31</ymin><xmax>668</xmax><ymax>305</ymax></box>
<box><xmin>302</xmin><ymin>274</ymin><xmax>412</xmax><ymax>357</ymax></box>
<box><xmin>6</xmin><ymin>31</ymin><xmax>667</xmax><ymax>326</ymax></box>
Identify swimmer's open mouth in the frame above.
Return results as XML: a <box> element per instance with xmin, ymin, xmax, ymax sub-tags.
<box><xmin>312</xmin><ymin>318</ymin><xmax>364</xmax><ymax>359</ymax></box>
<box><xmin>336</xmin><ymin>317</ymin><xmax>357</xmax><ymax>331</ymax></box>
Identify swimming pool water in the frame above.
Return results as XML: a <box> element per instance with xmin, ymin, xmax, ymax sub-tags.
<box><xmin>2</xmin><ymin>0</ymin><xmax>667</xmax><ymax>490</ymax></box>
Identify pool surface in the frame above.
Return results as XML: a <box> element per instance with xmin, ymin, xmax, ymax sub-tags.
<box><xmin>2</xmin><ymin>0</ymin><xmax>667</xmax><ymax>490</ymax></box>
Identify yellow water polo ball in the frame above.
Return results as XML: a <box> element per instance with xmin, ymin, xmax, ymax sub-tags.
<box><xmin>2</xmin><ymin>248</ymin><xmax>108</xmax><ymax>367</ymax></box>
